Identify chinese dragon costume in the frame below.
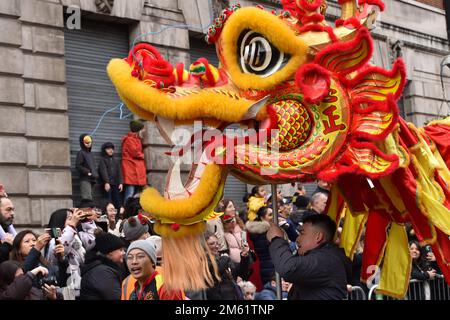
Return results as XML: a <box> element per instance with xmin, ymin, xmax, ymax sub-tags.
<box><xmin>107</xmin><ymin>0</ymin><xmax>450</xmax><ymax>298</ymax></box>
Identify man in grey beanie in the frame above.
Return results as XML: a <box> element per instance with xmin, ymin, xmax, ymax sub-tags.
<box><xmin>124</xmin><ymin>240</ymin><xmax>183</xmax><ymax>300</ymax></box>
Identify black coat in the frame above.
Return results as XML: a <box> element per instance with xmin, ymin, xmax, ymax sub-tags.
<box><xmin>0</xmin><ymin>272</ymin><xmax>34</xmax><ymax>300</ymax></box>
<box><xmin>0</xmin><ymin>242</ymin><xmax>12</xmax><ymax>264</ymax></box>
<box><xmin>98</xmin><ymin>145</ymin><xmax>123</xmax><ymax>186</ymax></box>
<box><xmin>76</xmin><ymin>134</ymin><xmax>98</xmax><ymax>182</ymax></box>
<box><xmin>269</xmin><ymin>238</ymin><xmax>352</xmax><ymax>300</ymax></box>
<box><xmin>206</xmin><ymin>255</ymin><xmax>242</xmax><ymax>300</ymax></box>
<box><xmin>245</xmin><ymin>220</ymin><xmax>274</xmax><ymax>286</ymax></box>
<box><xmin>410</xmin><ymin>262</ymin><xmax>430</xmax><ymax>281</ymax></box>
<box><xmin>80</xmin><ymin>251</ymin><xmax>122</xmax><ymax>300</ymax></box>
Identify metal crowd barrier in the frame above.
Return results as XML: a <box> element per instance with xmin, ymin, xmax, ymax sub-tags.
<box><xmin>367</xmin><ymin>275</ymin><xmax>449</xmax><ymax>300</ymax></box>
<box><xmin>347</xmin><ymin>286</ymin><xmax>367</xmax><ymax>300</ymax></box>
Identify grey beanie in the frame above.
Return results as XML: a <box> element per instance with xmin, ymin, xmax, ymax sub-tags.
<box><xmin>123</xmin><ymin>216</ymin><xmax>149</xmax><ymax>241</ymax></box>
<box><xmin>127</xmin><ymin>239</ymin><xmax>157</xmax><ymax>264</ymax></box>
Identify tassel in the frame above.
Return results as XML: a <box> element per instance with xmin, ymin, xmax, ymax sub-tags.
<box><xmin>160</xmin><ymin>231</ymin><xmax>220</xmax><ymax>291</ymax></box>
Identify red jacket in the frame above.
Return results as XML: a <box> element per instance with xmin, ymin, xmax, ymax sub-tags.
<box><xmin>122</xmin><ymin>132</ymin><xmax>147</xmax><ymax>185</ymax></box>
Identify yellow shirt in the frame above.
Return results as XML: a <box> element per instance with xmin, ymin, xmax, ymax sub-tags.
<box><xmin>247</xmin><ymin>196</ymin><xmax>265</xmax><ymax>221</ymax></box>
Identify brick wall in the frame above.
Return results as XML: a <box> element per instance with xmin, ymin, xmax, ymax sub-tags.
<box><xmin>415</xmin><ymin>0</ymin><xmax>444</xmax><ymax>10</ymax></box>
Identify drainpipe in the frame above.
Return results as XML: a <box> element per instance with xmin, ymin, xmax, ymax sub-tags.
<box><xmin>445</xmin><ymin>0</ymin><xmax>450</xmax><ymax>43</ymax></box>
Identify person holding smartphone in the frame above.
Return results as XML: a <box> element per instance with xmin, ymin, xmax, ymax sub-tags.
<box><xmin>44</xmin><ymin>206</ymin><xmax>98</xmax><ymax>300</ymax></box>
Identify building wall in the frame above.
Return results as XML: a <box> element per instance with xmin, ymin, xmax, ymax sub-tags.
<box><xmin>0</xmin><ymin>0</ymin><xmax>72</xmax><ymax>228</ymax></box>
<box><xmin>0</xmin><ymin>0</ymin><xmax>448</xmax><ymax>227</ymax></box>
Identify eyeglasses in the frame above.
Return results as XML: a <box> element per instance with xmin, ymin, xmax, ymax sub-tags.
<box><xmin>4</xmin><ymin>207</ymin><xmax>15</xmax><ymax>213</ymax></box>
<box><xmin>127</xmin><ymin>254</ymin><xmax>148</xmax><ymax>262</ymax></box>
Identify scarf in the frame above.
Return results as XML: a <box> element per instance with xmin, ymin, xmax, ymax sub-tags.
<box><xmin>0</xmin><ymin>224</ymin><xmax>17</xmax><ymax>240</ymax></box>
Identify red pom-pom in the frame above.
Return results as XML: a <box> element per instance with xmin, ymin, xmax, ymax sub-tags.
<box><xmin>137</xmin><ymin>213</ymin><xmax>147</xmax><ymax>225</ymax></box>
<box><xmin>131</xmin><ymin>70</ymin><xmax>139</xmax><ymax>78</ymax></box>
<box><xmin>170</xmin><ymin>223</ymin><xmax>180</xmax><ymax>231</ymax></box>
<box><xmin>358</xmin><ymin>0</ymin><xmax>385</xmax><ymax>11</ymax></box>
<box><xmin>295</xmin><ymin>63</ymin><xmax>331</xmax><ymax>105</ymax></box>
<box><xmin>299</xmin><ymin>0</ymin><xmax>322</xmax><ymax>12</ymax></box>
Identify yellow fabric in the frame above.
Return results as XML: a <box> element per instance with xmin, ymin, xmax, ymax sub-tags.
<box><xmin>378</xmin><ymin>175</ymin><xmax>408</xmax><ymax>217</ymax></box>
<box><xmin>247</xmin><ymin>196</ymin><xmax>265</xmax><ymax>221</ymax></box>
<box><xmin>327</xmin><ymin>183</ymin><xmax>342</xmax><ymax>223</ymax></box>
<box><xmin>409</xmin><ymin>133</ymin><xmax>450</xmax><ymax>236</ymax></box>
<box><xmin>377</xmin><ymin>223</ymin><xmax>411</xmax><ymax>298</ymax></box>
<box><xmin>430</xmin><ymin>141</ymin><xmax>450</xmax><ymax>184</ymax></box>
<box><xmin>376</xmin><ymin>129</ymin><xmax>410</xmax><ymax>168</ymax></box>
<box><xmin>340</xmin><ymin>207</ymin><xmax>368</xmax><ymax>259</ymax></box>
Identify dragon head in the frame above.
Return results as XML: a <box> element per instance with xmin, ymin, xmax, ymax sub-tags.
<box><xmin>107</xmin><ymin>0</ymin><xmax>406</xmax><ymax>290</ymax></box>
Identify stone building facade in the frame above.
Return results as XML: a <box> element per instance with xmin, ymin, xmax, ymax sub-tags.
<box><xmin>0</xmin><ymin>0</ymin><xmax>448</xmax><ymax>228</ymax></box>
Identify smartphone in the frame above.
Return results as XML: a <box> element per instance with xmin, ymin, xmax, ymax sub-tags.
<box><xmin>79</xmin><ymin>207</ymin><xmax>93</xmax><ymax>214</ymax></box>
<box><xmin>79</xmin><ymin>207</ymin><xmax>97</xmax><ymax>221</ymax></box>
<box><xmin>45</xmin><ymin>227</ymin><xmax>61</xmax><ymax>239</ymax></box>
<box><xmin>241</xmin><ymin>231</ymin><xmax>248</xmax><ymax>249</ymax></box>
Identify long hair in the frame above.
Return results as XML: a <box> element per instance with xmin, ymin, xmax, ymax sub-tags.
<box><xmin>0</xmin><ymin>260</ymin><xmax>22</xmax><ymax>289</ymax></box>
<box><xmin>10</xmin><ymin>230</ymin><xmax>37</xmax><ymax>263</ymax></box>
<box><xmin>10</xmin><ymin>230</ymin><xmax>48</xmax><ymax>267</ymax></box>
<box><xmin>101</xmin><ymin>200</ymin><xmax>117</xmax><ymax>230</ymax></box>
<box><xmin>221</xmin><ymin>199</ymin><xmax>245</xmax><ymax>230</ymax></box>
<box><xmin>47</xmin><ymin>208</ymin><xmax>70</xmax><ymax>229</ymax></box>
<box><xmin>409</xmin><ymin>240</ymin><xmax>429</xmax><ymax>270</ymax></box>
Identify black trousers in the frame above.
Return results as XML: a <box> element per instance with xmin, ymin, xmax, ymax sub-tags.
<box><xmin>102</xmin><ymin>184</ymin><xmax>123</xmax><ymax>209</ymax></box>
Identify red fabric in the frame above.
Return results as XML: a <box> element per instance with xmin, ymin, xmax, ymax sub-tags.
<box><xmin>247</xmin><ymin>234</ymin><xmax>263</xmax><ymax>292</ymax></box>
<box><xmin>122</xmin><ymin>132</ymin><xmax>147</xmax><ymax>185</ymax></box>
<box><xmin>300</xmin><ymin>13</ymin><xmax>325</xmax><ymax>25</ymax></box>
<box><xmin>134</xmin><ymin>271</ymin><xmax>158</xmax><ymax>300</ymax></box>
<box><xmin>358</xmin><ymin>0</ymin><xmax>385</xmax><ymax>11</ymax></box>
<box><xmin>423</xmin><ymin>122</ymin><xmax>450</xmax><ymax>169</ymax></box>
<box><xmin>299</xmin><ymin>0</ymin><xmax>322</xmax><ymax>11</ymax></box>
<box><xmin>391</xmin><ymin>167</ymin><xmax>434</xmax><ymax>242</ymax></box>
<box><xmin>432</xmin><ymin>228</ymin><xmax>450</xmax><ymax>285</ymax></box>
<box><xmin>337</xmin><ymin>174</ymin><xmax>370</xmax><ymax>213</ymax></box>
<box><xmin>295</xmin><ymin>63</ymin><xmax>331</xmax><ymax>105</ymax></box>
<box><xmin>361</xmin><ymin>209</ymin><xmax>391</xmax><ymax>282</ymax></box>
<box><xmin>397</xmin><ymin>118</ymin><xmax>418</xmax><ymax>147</ymax></box>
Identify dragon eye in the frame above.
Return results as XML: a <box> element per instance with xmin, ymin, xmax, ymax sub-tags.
<box><xmin>238</xmin><ymin>30</ymin><xmax>289</xmax><ymax>77</ymax></box>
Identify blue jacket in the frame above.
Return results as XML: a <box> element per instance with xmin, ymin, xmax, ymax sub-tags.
<box><xmin>255</xmin><ymin>282</ymin><xmax>288</xmax><ymax>300</ymax></box>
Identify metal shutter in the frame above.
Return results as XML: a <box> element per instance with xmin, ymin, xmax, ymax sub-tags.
<box><xmin>189</xmin><ymin>37</ymin><xmax>248</xmax><ymax>209</ymax></box>
<box><xmin>65</xmin><ymin>19</ymin><xmax>130</xmax><ymax>206</ymax></box>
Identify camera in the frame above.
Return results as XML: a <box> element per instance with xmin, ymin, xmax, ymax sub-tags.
<box><xmin>45</xmin><ymin>227</ymin><xmax>61</xmax><ymax>239</ymax></box>
<box><xmin>37</xmin><ymin>274</ymin><xmax>58</xmax><ymax>288</ymax></box>
<box><xmin>425</xmin><ymin>245</ymin><xmax>432</xmax><ymax>253</ymax></box>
